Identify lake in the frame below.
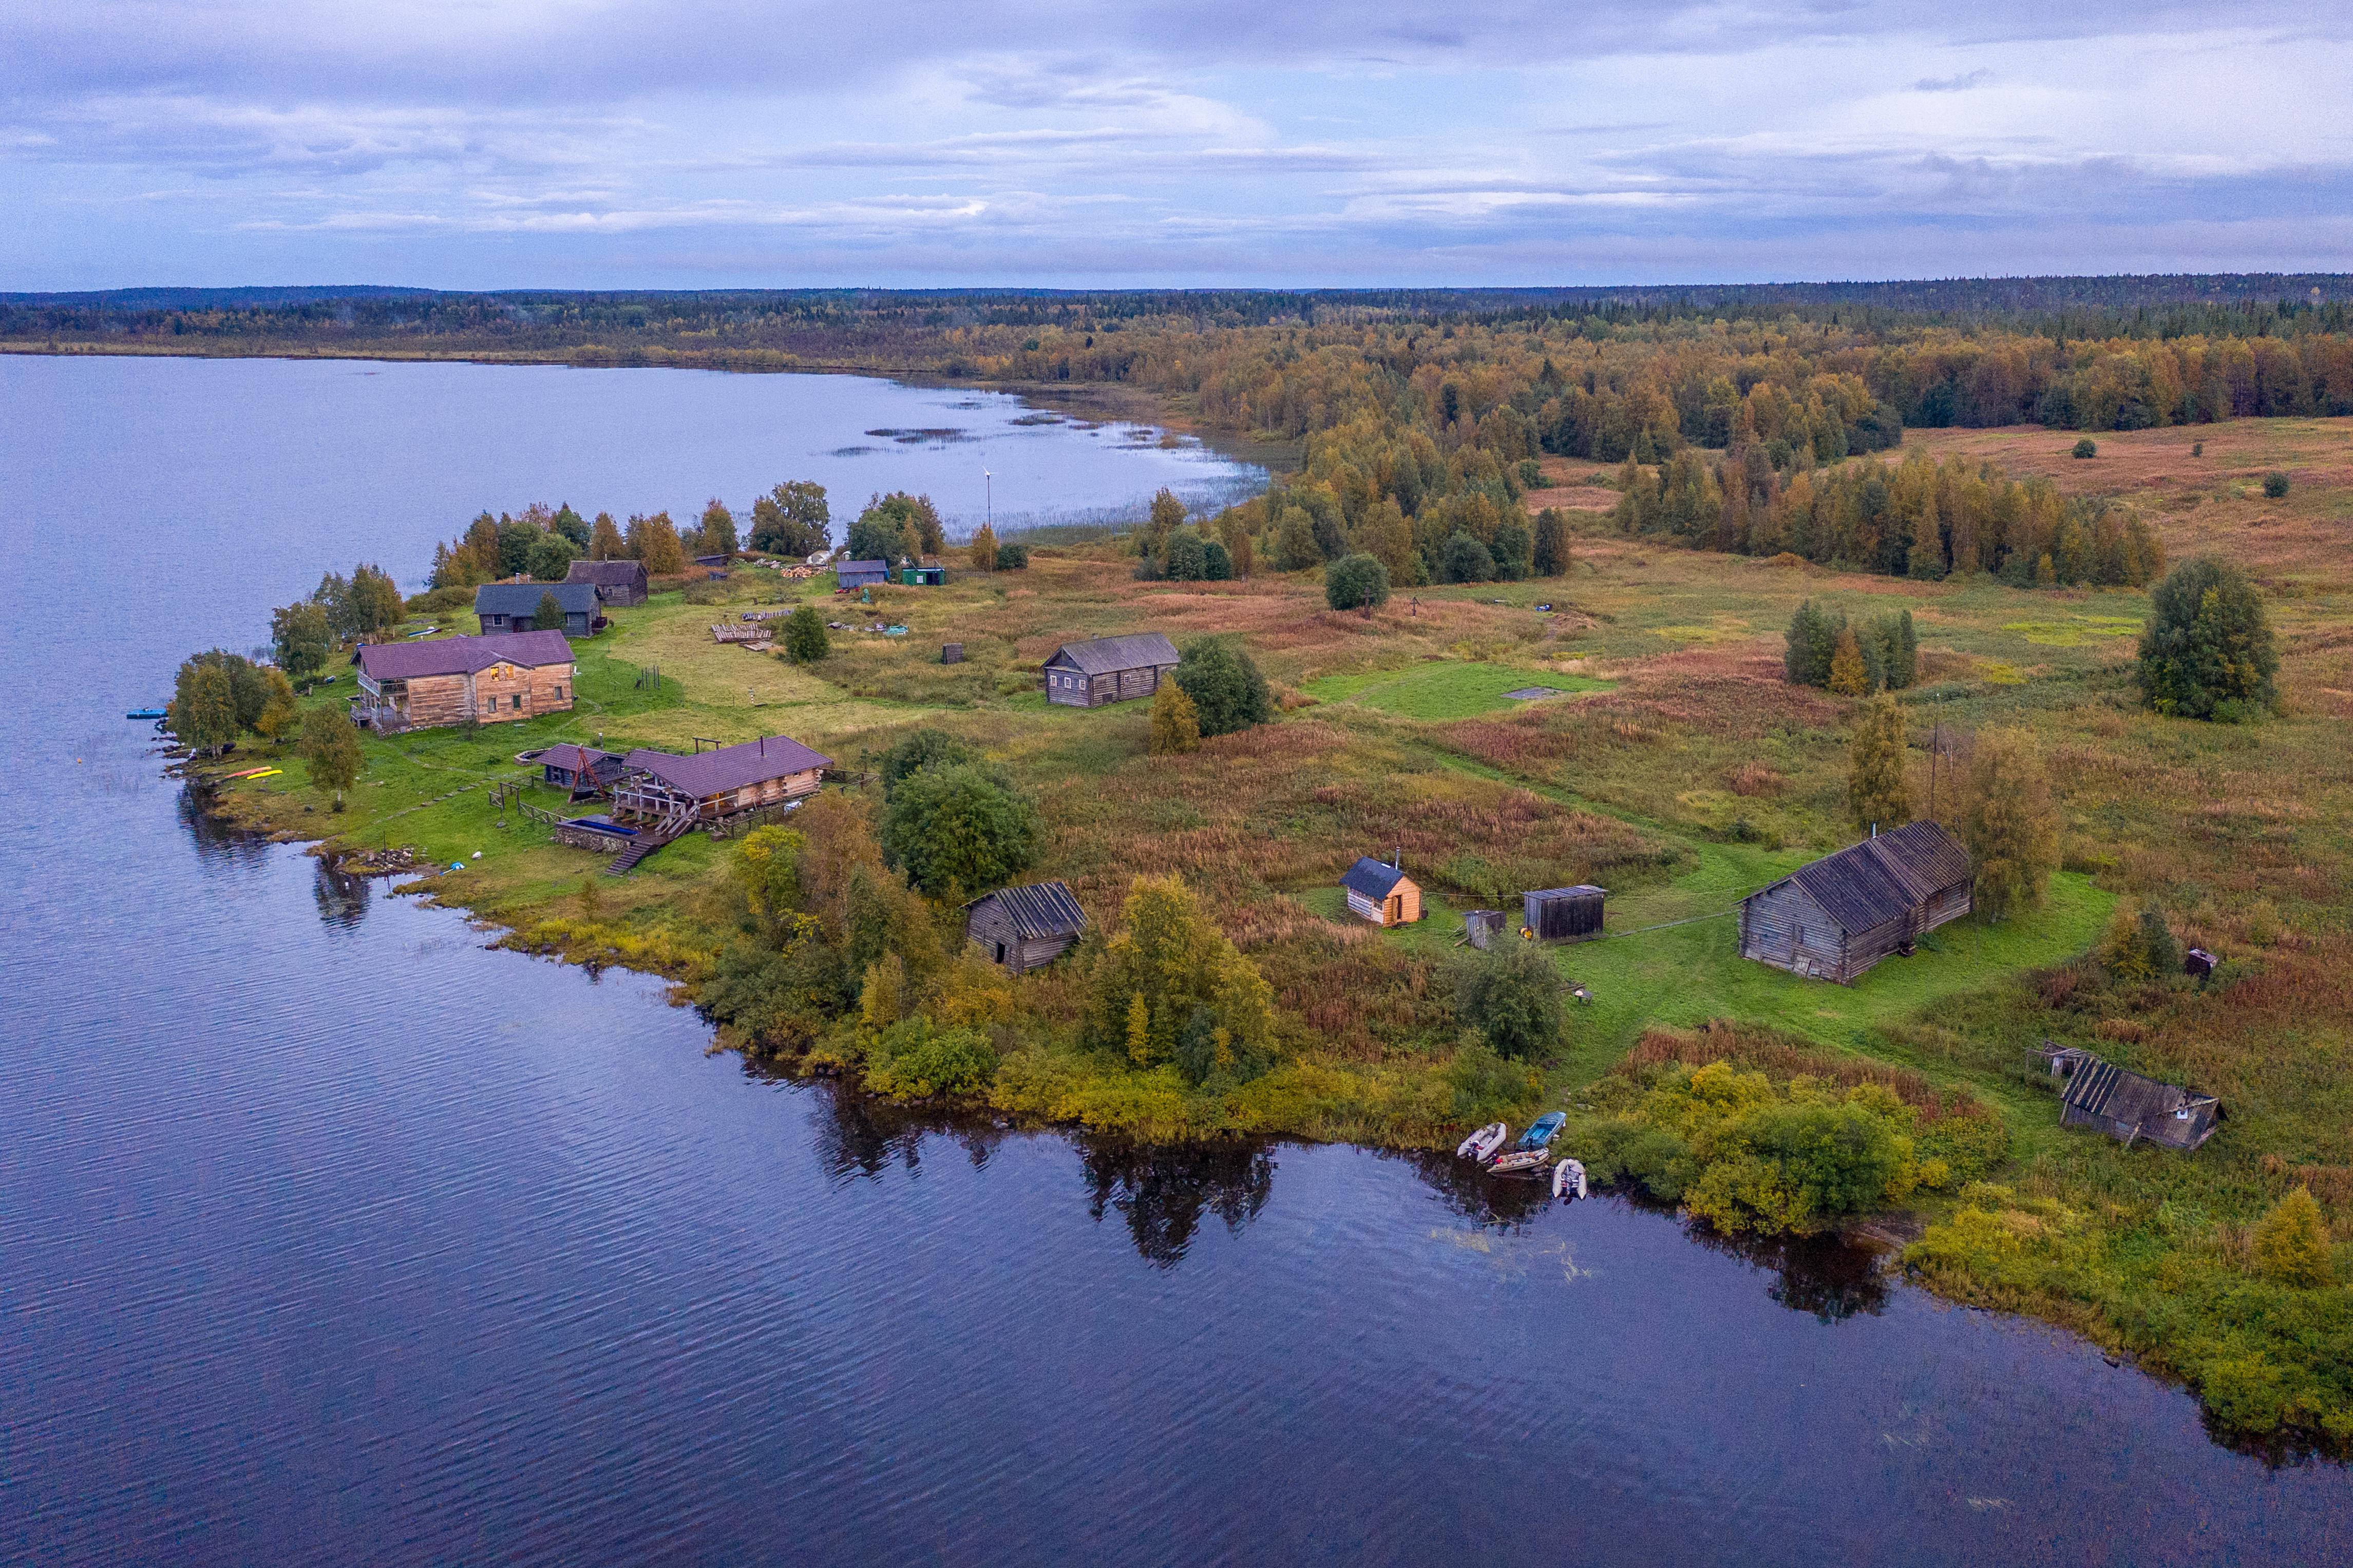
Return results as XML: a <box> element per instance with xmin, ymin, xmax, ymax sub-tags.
<box><xmin>1</xmin><ymin>354</ymin><xmax>2346</xmax><ymax>1565</ymax></box>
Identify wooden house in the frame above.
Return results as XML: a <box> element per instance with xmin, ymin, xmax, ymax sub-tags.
<box><xmin>1523</xmin><ymin>886</ymin><xmax>1606</xmax><ymax>941</ymax></box>
<box><xmin>836</xmin><ymin>558</ymin><xmax>891</xmax><ymax>591</ymax></box>
<box><xmin>1738</xmin><ymin>821</ymin><xmax>1971</xmax><ymax>984</ymax></box>
<box><xmin>609</xmin><ymin>733</ymin><xmax>832</xmax><ymax>829</ymax></box>
<box><xmin>566</xmin><ymin>558</ymin><xmax>649</xmax><ymax>607</ymax></box>
<box><xmin>2034</xmin><ymin>1044</ymin><xmax>2223</xmax><ymax>1151</ymax></box>
<box><xmin>476</xmin><ymin>580</ymin><xmax>600</xmax><ymax>636</ymax></box>
<box><xmin>538</xmin><ymin>743</ymin><xmax>625</xmax><ymax>794</ymax></box>
<box><xmin>351</xmin><ymin>630</ymin><xmax>577</xmax><ymax>733</ymax></box>
<box><xmin>1342</xmin><ymin>855</ymin><xmax>1422</xmax><ymax>927</ymax></box>
<box><xmin>965</xmin><ymin>882</ymin><xmax>1088</xmax><ymax>974</ymax></box>
<box><xmin>1042</xmin><ymin>633</ymin><xmax>1182</xmax><ymax>707</ymax></box>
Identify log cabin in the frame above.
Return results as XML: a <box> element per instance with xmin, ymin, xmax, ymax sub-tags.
<box><xmin>964</xmin><ymin>882</ymin><xmax>1088</xmax><ymax>974</ymax></box>
<box><xmin>608</xmin><ymin>734</ymin><xmax>832</xmax><ymax>828</ymax></box>
<box><xmin>1342</xmin><ymin>855</ymin><xmax>1422</xmax><ymax>927</ymax></box>
<box><xmin>566</xmin><ymin>558</ymin><xmax>649</xmax><ymax>607</ymax></box>
<box><xmin>351</xmin><ymin>630</ymin><xmax>577</xmax><ymax>733</ymax></box>
<box><xmin>1041</xmin><ymin>633</ymin><xmax>1181</xmax><ymax>708</ymax></box>
<box><xmin>1738</xmin><ymin>820</ymin><xmax>1971</xmax><ymax>984</ymax></box>
<box><xmin>476</xmin><ymin>580</ymin><xmax>600</xmax><ymax>636</ymax></box>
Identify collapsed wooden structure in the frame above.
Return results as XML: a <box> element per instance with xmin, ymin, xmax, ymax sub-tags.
<box><xmin>965</xmin><ymin>882</ymin><xmax>1088</xmax><ymax>974</ymax></box>
<box><xmin>1738</xmin><ymin>821</ymin><xmax>1972</xmax><ymax>984</ymax></box>
<box><xmin>2034</xmin><ymin>1043</ymin><xmax>2223</xmax><ymax>1151</ymax></box>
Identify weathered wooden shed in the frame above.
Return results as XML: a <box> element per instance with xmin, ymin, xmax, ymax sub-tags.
<box><xmin>965</xmin><ymin>882</ymin><xmax>1087</xmax><ymax>974</ymax></box>
<box><xmin>1738</xmin><ymin>820</ymin><xmax>1972</xmax><ymax>984</ymax></box>
<box><xmin>1041</xmin><ymin>633</ymin><xmax>1182</xmax><ymax>708</ymax></box>
<box><xmin>566</xmin><ymin>557</ymin><xmax>649</xmax><ymax>607</ymax></box>
<box><xmin>2034</xmin><ymin>1044</ymin><xmax>2223</xmax><ymax>1150</ymax></box>
<box><xmin>1523</xmin><ymin>886</ymin><xmax>1606</xmax><ymax>941</ymax></box>
<box><xmin>1463</xmin><ymin>910</ymin><xmax>1508</xmax><ymax>949</ymax></box>
<box><xmin>835</xmin><ymin>558</ymin><xmax>891</xmax><ymax>591</ymax></box>
<box><xmin>1342</xmin><ymin>856</ymin><xmax>1421</xmax><ymax>927</ymax></box>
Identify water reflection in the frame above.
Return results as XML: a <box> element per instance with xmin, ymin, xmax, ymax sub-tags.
<box><xmin>174</xmin><ymin>782</ymin><xmax>270</xmax><ymax>869</ymax></box>
<box><xmin>1391</xmin><ymin>1148</ymin><xmax>1558</xmax><ymax>1228</ymax></box>
<box><xmin>799</xmin><ymin>1075</ymin><xmax>1009</xmax><ymax>1183</ymax></box>
<box><xmin>1681</xmin><ymin>1222</ymin><xmax>1892</xmax><ymax>1323</ymax></box>
<box><xmin>311</xmin><ymin>860</ymin><xmax>372</xmax><ymax>929</ymax></box>
<box><xmin>1078</xmin><ymin>1137</ymin><xmax>1275</xmax><ymax>1267</ymax></box>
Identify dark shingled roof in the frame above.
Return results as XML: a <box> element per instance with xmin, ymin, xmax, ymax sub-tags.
<box><xmin>966</xmin><ymin>881</ymin><xmax>1088</xmax><ymax>940</ymax></box>
<box><xmin>622</xmin><ymin>734</ymin><xmax>832</xmax><ymax>798</ymax></box>
<box><xmin>2043</xmin><ymin>1046</ymin><xmax>2223</xmax><ymax>1151</ymax></box>
<box><xmin>836</xmin><ymin>558</ymin><xmax>889</xmax><ymax>577</ymax></box>
<box><xmin>1777</xmin><ymin>820</ymin><xmax>1970</xmax><ymax>935</ymax></box>
<box><xmin>476</xmin><ymin>581</ymin><xmax>599</xmax><ymax>619</ymax></box>
<box><xmin>354</xmin><ymin>629</ymin><xmax>575</xmax><ymax>681</ymax></box>
<box><xmin>1042</xmin><ymin>632</ymin><xmax>1181</xmax><ymax>676</ymax></box>
<box><xmin>567</xmin><ymin>559</ymin><xmax>647</xmax><ymax>588</ymax></box>
<box><xmin>1341</xmin><ymin>856</ymin><xmax>1411</xmax><ymax>900</ymax></box>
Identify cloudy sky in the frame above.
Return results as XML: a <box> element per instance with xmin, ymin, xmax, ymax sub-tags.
<box><xmin>4</xmin><ymin>1</ymin><xmax>2347</xmax><ymax>290</ymax></box>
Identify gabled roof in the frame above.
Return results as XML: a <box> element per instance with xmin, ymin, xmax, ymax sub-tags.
<box><xmin>476</xmin><ymin>581</ymin><xmax>599</xmax><ymax>618</ymax></box>
<box><xmin>837</xmin><ymin>558</ymin><xmax>889</xmax><ymax>575</ymax></box>
<box><xmin>540</xmin><ymin>743</ymin><xmax>621</xmax><ymax>774</ymax></box>
<box><xmin>1043</xmin><ymin>632</ymin><xmax>1182</xmax><ymax>676</ymax></box>
<box><xmin>622</xmin><ymin>734</ymin><xmax>832</xmax><ymax>798</ymax></box>
<box><xmin>2048</xmin><ymin>1047</ymin><xmax>2222</xmax><ymax>1150</ymax></box>
<box><xmin>1342</xmin><ymin>856</ymin><xmax>1411</xmax><ymax>900</ymax></box>
<box><xmin>567</xmin><ymin>559</ymin><xmax>647</xmax><ymax>587</ymax></box>
<box><xmin>1766</xmin><ymin>820</ymin><xmax>1970</xmax><ymax>935</ymax></box>
<box><xmin>967</xmin><ymin>881</ymin><xmax>1088</xmax><ymax>940</ymax></box>
<box><xmin>354</xmin><ymin>630</ymin><xmax>575</xmax><ymax>681</ymax></box>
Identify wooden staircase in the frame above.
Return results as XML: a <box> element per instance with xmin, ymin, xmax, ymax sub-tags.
<box><xmin>603</xmin><ymin>802</ymin><xmax>695</xmax><ymax>876</ymax></box>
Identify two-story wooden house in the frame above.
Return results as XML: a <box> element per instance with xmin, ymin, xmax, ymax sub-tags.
<box><xmin>351</xmin><ymin>630</ymin><xmax>577</xmax><ymax>732</ymax></box>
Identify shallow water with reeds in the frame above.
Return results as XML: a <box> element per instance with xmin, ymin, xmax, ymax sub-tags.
<box><xmin>2</xmin><ymin>355</ymin><xmax>2346</xmax><ymax>1564</ymax></box>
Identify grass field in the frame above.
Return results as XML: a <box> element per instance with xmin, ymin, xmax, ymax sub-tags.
<box><xmin>198</xmin><ymin>415</ymin><xmax>2353</xmax><ymax>1450</ymax></box>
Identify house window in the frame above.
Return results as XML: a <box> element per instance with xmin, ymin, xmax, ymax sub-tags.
<box><xmin>511</xmin><ymin>695</ymin><xmax>523</xmax><ymax>711</ymax></box>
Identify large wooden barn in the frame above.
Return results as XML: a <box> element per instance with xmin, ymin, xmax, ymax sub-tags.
<box><xmin>1042</xmin><ymin>633</ymin><xmax>1181</xmax><ymax>707</ymax></box>
<box><xmin>1738</xmin><ymin>821</ymin><xmax>1972</xmax><ymax>984</ymax></box>
<box><xmin>609</xmin><ymin>734</ymin><xmax>832</xmax><ymax>829</ymax></box>
<box><xmin>351</xmin><ymin>630</ymin><xmax>577</xmax><ymax>733</ymax></box>
<box><xmin>566</xmin><ymin>558</ymin><xmax>649</xmax><ymax>607</ymax></box>
<box><xmin>964</xmin><ymin>882</ymin><xmax>1088</xmax><ymax>974</ymax></box>
<box><xmin>476</xmin><ymin>580</ymin><xmax>600</xmax><ymax>636</ymax></box>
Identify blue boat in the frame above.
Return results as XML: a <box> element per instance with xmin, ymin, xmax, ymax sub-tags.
<box><xmin>126</xmin><ymin>708</ymin><xmax>167</xmax><ymax>720</ymax></box>
<box><xmin>1489</xmin><ymin>1111</ymin><xmax>1567</xmax><ymax>1173</ymax></box>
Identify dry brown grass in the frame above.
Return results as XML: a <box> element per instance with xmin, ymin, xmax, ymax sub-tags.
<box><xmin>1625</xmin><ymin>1020</ymin><xmax>1987</xmax><ymax>1122</ymax></box>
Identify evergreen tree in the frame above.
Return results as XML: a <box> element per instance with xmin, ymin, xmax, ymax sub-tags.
<box><xmin>2136</xmin><ymin>556</ymin><xmax>2279</xmax><ymax>720</ymax></box>
<box><xmin>1491</xmin><ymin>519</ymin><xmax>1534</xmax><ymax>581</ymax></box>
<box><xmin>1784</xmin><ymin>600</ymin><xmax>1840</xmax><ymax>687</ymax></box>
<box><xmin>783</xmin><ymin>605</ymin><xmax>829</xmax><ymax>663</ymax></box>
<box><xmin>1848</xmin><ymin>693</ymin><xmax>1912</xmax><ymax>830</ymax></box>
<box><xmin>1148</xmin><ymin>680</ymin><xmax>1201</xmax><ymax>755</ymax></box>
<box><xmin>1531</xmin><ymin>507</ymin><xmax>1574</xmax><ymax>577</ymax></box>
<box><xmin>1959</xmin><ymin>729</ymin><xmax>2059</xmax><ymax>921</ymax></box>
<box><xmin>2252</xmin><ymin>1188</ymin><xmax>2334</xmax><ymax>1288</ymax></box>
<box><xmin>532</xmin><ymin>590</ymin><xmax>566</xmax><ymax>630</ymax></box>
<box><xmin>1163</xmin><ymin>528</ymin><xmax>1209</xmax><ymax>581</ymax></box>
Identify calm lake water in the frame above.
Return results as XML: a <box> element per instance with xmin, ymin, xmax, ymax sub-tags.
<box><xmin>2</xmin><ymin>354</ymin><xmax>2347</xmax><ymax>1564</ymax></box>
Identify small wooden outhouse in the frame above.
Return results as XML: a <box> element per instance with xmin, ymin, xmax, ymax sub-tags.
<box><xmin>1342</xmin><ymin>855</ymin><xmax>1421</xmax><ymax>927</ymax></box>
<box><xmin>965</xmin><ymin>882</ymin><xmax>1088</xmax><ymax>973</ymax></box>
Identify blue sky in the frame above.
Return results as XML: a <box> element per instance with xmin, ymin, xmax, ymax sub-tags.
<box><xmin>3</xmin><ymin>1</ymin><xmax>2346</xmax><ymax>289</ymax></box>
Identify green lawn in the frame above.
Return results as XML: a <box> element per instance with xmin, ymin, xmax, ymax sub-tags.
<box><xmin>1300</xmin><ymin>660</ymin><xmax>1613</xmax><ymax>719</ymax></box>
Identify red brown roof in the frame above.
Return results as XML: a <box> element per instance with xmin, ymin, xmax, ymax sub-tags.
<box><xmin>354</xmin><ymin>630</ymin><xmax>575</xmax><ymax>681</ymax></box>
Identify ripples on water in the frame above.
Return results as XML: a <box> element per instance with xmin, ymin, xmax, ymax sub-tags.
<box><xmin>2</xmin><ymin>356</ymin><xmax>2347</xmax><ymax>1566</ymax></box>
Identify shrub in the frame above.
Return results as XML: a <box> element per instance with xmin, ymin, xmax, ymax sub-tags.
<box><xmin>1324</xmin><ymin>552</ymin><xmax>1391</xmax><ymax>614</ymax></box>
<box><xmin>1531</xmin><ymin>507</ymin><xmax>1574</xmax><ymax>577</ymax></box>
<box><xmin>1147</xmin><ymin>680</ymin><xmax>1201</xmax><ymax>755</ymax></box>
<box><xmin>1440</xmin><ymin>532</ymin><xmax>1496</xmax><ymax>584</ymax></box>
<box><xmin>783</xmin><ymin>605</ymin><xmax>829</xmax><ymax>663</ymax></box>
<box><xmin>1452</xmin><ymin>941</ymin><xmax>1565</xmax><ymax>1061</ymax></box>
<box><xmin>866</xmin><ymin>1017</ymin><xmax>999</xmax><ymax>1099</ymax></box>
<box><xmin>1517</xmin><ymin>458</ymin><xmax>1543</xmax><ymax>489</ymax></box>
<box><xmin>2136</xmin><ymin>556</ymin><xmax>2279</xmax><ymax>720</ymax></box>
<box><xmin>878</xmin><ymin>762</ymin><xmax>1039</xmax><ymax>898</ymax></box>
<box><xmin>995</xmin><ymin>542</ymin><xmax>1029</xmax><ymax>570</ymax></box>
<box><xmin>880</xmin><ymin>728</ymin><xmax>980</xmax><ymax>795</ymax></box>
<box><xmin>2262</xmin><ymin>471</ymin><xmax>2290</xmax><ymax>499</ymax></box>
<box><xmin>2252</xmin><ymin>1188</ymin><xmax>2335</xmax><ymax>1287</ymax></box>
<box><xmin>1172</xmin><ymin>637</ymin><xmax>1271</xmax><ymax>737</ymax></box>
<box><xmin>2072</xmin><ymin>438</ymin><xmax>2098</xmax><ymax>459</ymax></box>
<box><xmin>1684</xmin><ymin>1101</ymin><xmax>1911</xmax><ymax>1236</ymax></box>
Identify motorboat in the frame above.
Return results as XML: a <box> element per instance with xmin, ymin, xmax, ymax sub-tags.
<box><xmin>1490</xmin><ymin>1112</ymin><xmax>1567</xmax><ymax>1173</ymax></box>
<box><xmin>1455</xmin><ymin>1122</ymin><xmax>1508</xmax><ymax>1161</ymax></box>
<box><xmin>1552</xmin><ymin>1158</ymin><xmax>1588</xmax><ymax>1201</ymax></box>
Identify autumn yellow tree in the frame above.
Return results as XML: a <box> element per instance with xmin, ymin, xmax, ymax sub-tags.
<box><xmin>1958</xmin><ymin>729</ymin><xmax>2060</xmax><ymax>920</ymax></box>
<box><xmin>1087</xmin><ymin>874</ymin><xmax>1275</xmax><ymax>1078</ymax></box>
<box><xmin>969</xmin><ymin>522</ymin><xmax>999</xmax><ymax>571</ymax></box>
<box><xmin>1847</xmin><ymin>693</ymin><xmax>1912</xmax><ymax>830</ymax></box>
<box><xmin>1827</xmin><ymin>627</ymin><xmax>1870</xmax><ymax>695</ymax></box>
<box><xmin>1148</xmin><ymin>679</ymin><xmax>1202</xmax><ymax>755</ymax></box>
<box><xmin>2252</xmin><ymin>1187</ymin><xmax>2334</xmax><ymax>1287</ymax></box>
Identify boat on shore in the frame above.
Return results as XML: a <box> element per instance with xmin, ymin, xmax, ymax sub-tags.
<box><xmin>1455</xmin><ymin>1122</ymin><xmax>1508</xmax><ymax>1161</ymax></box>
<box><xmin>1490</xmin><ymin>1112</ymin><xmax>1566</xmax><ymax>1174</ymax></box>
<box><xmin>1552</xmin><ymin>1158</ymin><xmax>1587</xmax><ymax>1201</ymax></box>
<box><xmin>126</xmin><ymin>708</ymin><xmax>166</xmax><ymax>720</ymax></box>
